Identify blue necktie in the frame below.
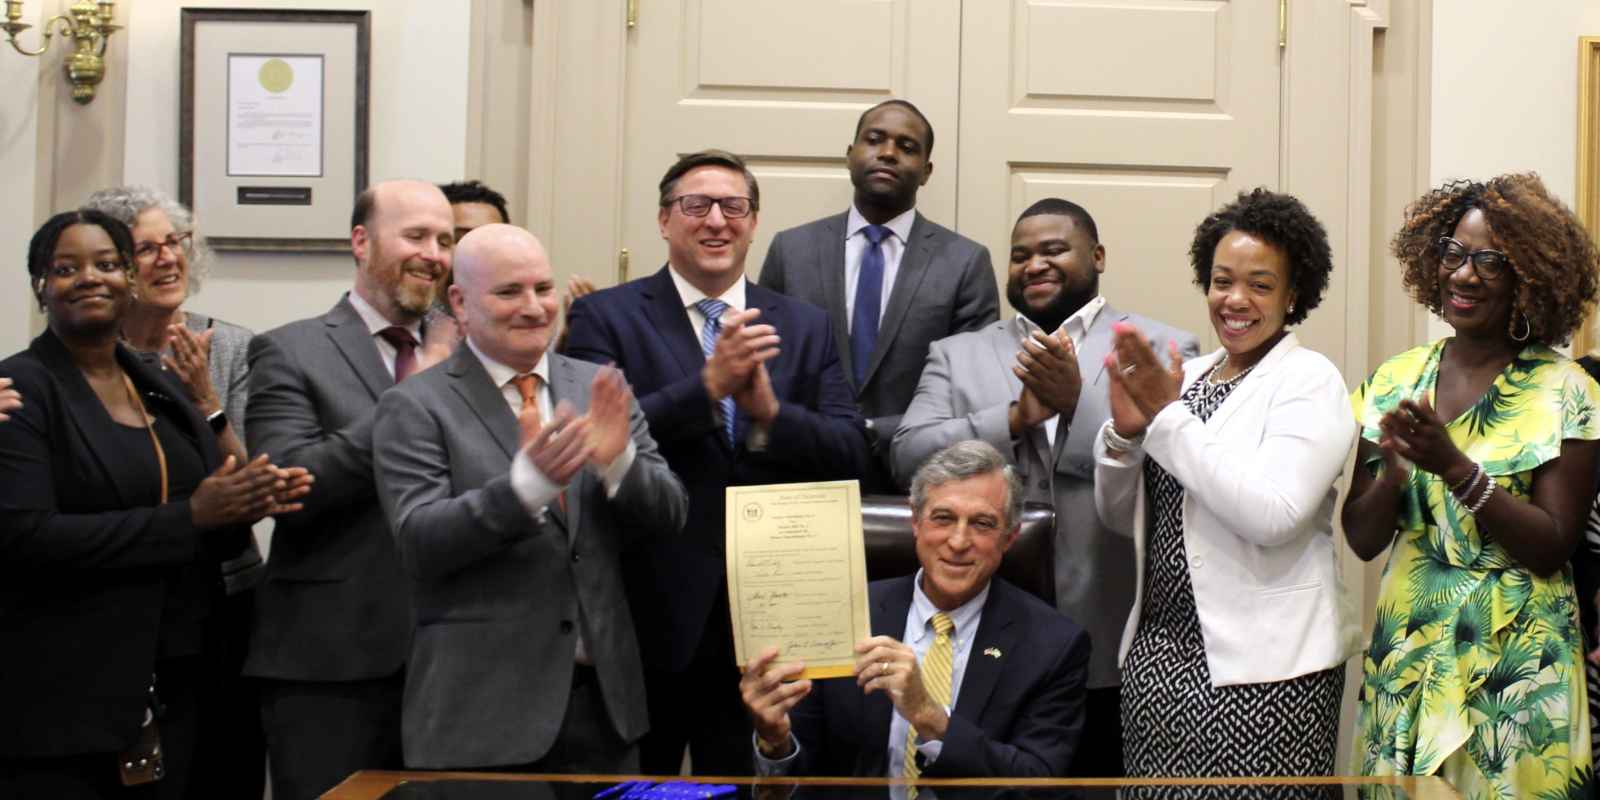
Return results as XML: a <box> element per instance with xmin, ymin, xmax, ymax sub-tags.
<box><xmin>695</xmin><ymin>298</ymin><xmax>737</xmax><ymax>447</ymax></box>
<box><xmin>850</xmin><ymin>224</ymin><xmax>892</xmax><ymax>389</ymax></box>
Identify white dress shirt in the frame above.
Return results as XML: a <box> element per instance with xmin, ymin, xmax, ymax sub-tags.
<box><xmin>667</xmin><ymin>266</ymin><xmax>747</xmax><ymax>346</ymax></box>
<box><xmin>843</xmin><ymin>205</ymin><xmax>916</xmax><ymax>331</ymax></box>
<box><xmin>1015</xmin><ymin>295</ymin><xmax>1104</xmax><ymax>447</ymax></box>
<box><xmin>755</xmin><ymin>571</ymin><xmax>989</xmax><ymax>776</ymax></box>
<box><xmin>347</xmin><ymin>290</ymin><xmax>423</xmax><ymax>379</ymax></box>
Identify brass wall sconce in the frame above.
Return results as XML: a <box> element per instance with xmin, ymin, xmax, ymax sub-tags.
<box><xmin>2</xmin><ymin>0</ymin><xmax>121</xmax><ymax>104</ymax></box>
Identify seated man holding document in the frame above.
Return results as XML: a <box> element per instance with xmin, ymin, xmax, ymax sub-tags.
<box><xmin>739</xmin><ymin>440</ymin><xmax>1089</xmax><ymax>778</ymax></box>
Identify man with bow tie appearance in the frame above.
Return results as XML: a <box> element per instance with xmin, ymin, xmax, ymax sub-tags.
<box><xmin>740</xmin><ymin>440</ymin><xmax>1089</xmax><ymax>779</ymax></box>
<box><xmin>372</xmin><ymin>224</ymin><xmax>687</xmax><ymax>772</ymax></box>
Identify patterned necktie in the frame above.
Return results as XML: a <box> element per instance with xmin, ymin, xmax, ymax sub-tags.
<box><xmin>510</xmin><ymin>373</ymin><xmax>543</xmax><ymax>446</ymax></box>
<box><xmin>695</xmin><ymin>298</ymin><xmax>737</xmax><ymax>447</ymax></box>
<box><xmin>512</xmin><ymin>373</ymin><xmax>565</xmax><ymax>513</ymax></box>
<box><xmin>905</xmin><ymin>611</ymin><xmax>955</xmax><ymax>785</ymax></box>
<box><xmin>850</xmin><ymin>224</ymin><xmax>892</xmax><ymax>390</ymax></box>
<box><xmin>378</xmin><ymin>326</ymin><xmax>418</xmax><ymax>382</ymax></box>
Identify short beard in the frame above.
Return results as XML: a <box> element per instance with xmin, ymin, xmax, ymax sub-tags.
<box><xmin>1007</xmin><ymin>279</ymin><xmax>1094</xmax><ymax>333</ymax></box>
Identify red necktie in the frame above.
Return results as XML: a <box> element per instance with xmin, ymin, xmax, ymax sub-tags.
<box><xmin>378</xmin><ymin>326</ymin><xmax>418</xmax><ymax>382</ymax></box>
<box><xmin>512</xmin><ymin>373</ymin><xmax>566</xmax><ymax>513</ymax></box>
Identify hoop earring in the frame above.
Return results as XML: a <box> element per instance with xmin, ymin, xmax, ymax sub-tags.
<box><xmin>1510</xmin><ymin>310</ymin><xmax>1531</xmax><ymax>343</ymax></box>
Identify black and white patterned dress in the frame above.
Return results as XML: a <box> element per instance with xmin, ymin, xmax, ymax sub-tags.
<box><xmin>1121</xmin><ymin>364</ymin><xmax>1344</xmax><ymax>793</ymax></box>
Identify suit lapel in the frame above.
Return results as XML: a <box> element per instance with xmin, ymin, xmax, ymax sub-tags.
<box><xmin>642</xmin><ymin>267</ymin><xmax>707</xmax><ymax>378</ymax></box>
<box><xmin>951</xmin><ymin>582</ymin><xmax>1018</xmax><ymax>725</ymax></box>
<box><xmin>1056</xmin><ymin>306</ymin><xmax>1122</xmax><ymax>466</ymax></box>
<box><xmin>817</xmin><ymin>214</ymin><xmax>853</xmax><ymax>385</ymax></box>
<box><xmin>323</xmin><ymin>295</ymin><xmax>394</xmax><ymax>401</ymax></box>
<box><xmin>546</xmin><ymin>355</ymin><xmax>588</xmax><ymax>540</ymax></box>
<box><xmin>864</xmin><ymin>212</ymin><xmax>933</xmax><ymax>387</ymax></box>
<box><xmin>35</xmin><ymin>335</ymin><xmax>144</xmax><ymax>507</ymax></box>
<box><xmin>445</xmin><ymin>346</ymin><xmax>520</xmax><ymax>461</ymax></box>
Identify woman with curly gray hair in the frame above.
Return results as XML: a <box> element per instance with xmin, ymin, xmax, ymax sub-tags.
<box><xmin>83</xmin><ymin>186</ymin><xmax>252</xmax><ymax>455</ymax></box>
<box><xmin>82</xmin><ymin>185</ymin><xmax>267</xmax><ymax>799</ymax></box>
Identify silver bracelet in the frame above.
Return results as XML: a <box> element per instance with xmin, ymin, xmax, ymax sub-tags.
<box><xmin>1448</xmin><ymin>462</ymin><xmax>1481</xmax><ymax>495</ymax></box>
<box><xmin>1449</xmin><ymin>463</ymin><xmax>1485</xmax><ymax>505</ymax></box>
<box><xmin>1468</xmin><ymin>478</ymin><xmax>1495</xmax><ymax>515</ymax></box>
<box><xmin>1103</xmin><ymin>424</ymin><xmax>1145</xmax><ymax>452</ymax></box>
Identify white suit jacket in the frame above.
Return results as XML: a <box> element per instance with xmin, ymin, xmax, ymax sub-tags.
<box><xmin>1092</xmin><ymin>332</ymin><xmax>1360</xmax><ymax>686</ymax></box>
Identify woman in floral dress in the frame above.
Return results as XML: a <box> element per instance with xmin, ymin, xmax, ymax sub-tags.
<box><xmin>1345</xmin><ymin>173</ymin><xmax>1600</xmax><ymax>798</ymax></box>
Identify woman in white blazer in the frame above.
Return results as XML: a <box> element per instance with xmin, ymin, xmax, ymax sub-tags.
<box><xmin>1092</xmin><ymin>189</ymin><xmax>1359</xmax><ymax>781</ymax></box>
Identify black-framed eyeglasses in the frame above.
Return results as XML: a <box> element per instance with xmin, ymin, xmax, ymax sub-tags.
<box><xmin>665</xmin><ymin>194</ymin><xmax>756</xmax><ymax>219</ymax></box>
<box><xmin>133</xmin><ymin>232</ymin><xmax>195</xmax><ymax>263</ymax></box>
<box><xmin>1437</xmin><ymin>236</ymin><xmax>1509</xmax><ymax>280</ymax></box>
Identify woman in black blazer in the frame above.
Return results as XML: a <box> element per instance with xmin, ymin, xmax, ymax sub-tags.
<box><xmin>0</xmin><ymin>210</ymin><xmax>308</xmax><ymax>798</ymax></box>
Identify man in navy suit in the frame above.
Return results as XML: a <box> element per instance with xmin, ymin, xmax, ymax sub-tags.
<box><xmin>740</xmin><ymin>440</ymin><xmax>1089</xmax><ymax>778</ymax></box>
<box><xmin>564</xmin><ymin>149</ymin><xmax>872</xmax><ymax>775</ymax></box>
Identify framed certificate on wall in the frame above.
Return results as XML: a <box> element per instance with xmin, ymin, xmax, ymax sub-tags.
<box><xmin>180</xmin><ymin>9</ymin><xmax>370</xmax><ymax>252</ymax></box>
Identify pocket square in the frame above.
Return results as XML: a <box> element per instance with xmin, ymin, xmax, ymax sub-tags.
<box><xmin>983</xmin><ymin>647</ymin><xmax>1002</xmax><ymax>659</ymax></box>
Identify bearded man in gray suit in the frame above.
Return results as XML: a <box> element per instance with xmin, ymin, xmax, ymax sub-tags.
<box><xmin>373</xmin><ymin>224</ymin><xmax>688</xmax><ymax>771</ymax></box>
<box><xmin>892</xmin><ymin>198</ymin><xmax>1200</xmax><ymax>777</ymax></box>
<box><xmin>760</xmin><ymin>100</ymin><xmax>998</xmax><ymax>488</ymax></box>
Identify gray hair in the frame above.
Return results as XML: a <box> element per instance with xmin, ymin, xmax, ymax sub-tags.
<box><xmin>908</xmin><ymin>440</ymin><xmax>1024</xmax><ymax>531</ymax></box>
<box><xmin>82</xmin><ymin>185</ymin><xmax>214</xmax><ymax>295</ymax></box>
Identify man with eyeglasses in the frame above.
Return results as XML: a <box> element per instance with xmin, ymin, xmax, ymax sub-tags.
<box><xmin>565</xmin><ymin>149</ymin><xmax>872</xmax><ymax>776</ymax></box>
<box><xmin>760</xmin><ymin>100</ymin><xmax>999</xmax><ymax>490</ymax></box>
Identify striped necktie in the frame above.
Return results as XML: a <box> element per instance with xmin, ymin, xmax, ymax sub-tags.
<box><xmin>905</xmin><ymin>611</ymin><xmax>954</xmax><ymax>787</ymax></box>
<box><xmin>695</xmin><ymin>298</ymin><xmax>737</xmax><ymax>447</ymax></box>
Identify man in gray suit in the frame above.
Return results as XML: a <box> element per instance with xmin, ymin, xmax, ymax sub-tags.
<box><xmin>892</xmin><ymin>198</ymin><xmax>1200</xmax><ymax>777</ymax></box>
<box><xmin>373</xmin><ymin>224</ymin><xmax>688</xmax><ymax>771</ymax></box>
<box><xmin>245</xmin><ymin>179</ymin><xmax>458</xmax><ymax>799</ymax></box>
<box><xmin>760</xmin><ymin>100</ymin><xmax>998</xmax><ymax>487</ymax></box>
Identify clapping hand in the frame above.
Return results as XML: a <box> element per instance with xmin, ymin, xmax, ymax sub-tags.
<box><xmin>1104</xmin><ymin>323</ymin><xmax>1183</xmax><ymax>436</ymax></box>
<box><xmin>163</xmin><ymin>325</ymin><xmax>221</xmax><ymax>414</ymax></box>
<box><xmin>702</xmin><ymin>308</ymin><xmax>780</xmax><ymax>400</ymax></box>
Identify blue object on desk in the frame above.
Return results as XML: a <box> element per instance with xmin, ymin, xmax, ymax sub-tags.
<box><xmin>593</xmin><ymin>780</ymin><xmax>736</xmax><ymax>800</ymax></box>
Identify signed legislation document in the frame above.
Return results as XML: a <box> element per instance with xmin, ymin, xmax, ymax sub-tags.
<box><xmin>725</xmin><ymin>480</ymin><xmax>871</xmax><ymax>679</ymax></box>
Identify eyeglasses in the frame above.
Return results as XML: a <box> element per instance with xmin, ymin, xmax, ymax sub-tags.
<box><xmin>132</xmin><ymin>231</ymin><xmax>195</xmax><ymax>263</ymax></box>
<box><xmin>665</xmin><ymin>194</ymin><xmax>756</xmax><ymax>219</ymax></box>
<box><xmin>1437</xmin><ymin>236</ymin><xmax>1509</xmax><ymax>280</ymax></box>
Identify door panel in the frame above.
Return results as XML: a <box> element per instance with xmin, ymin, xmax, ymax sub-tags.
<box><xmin>958</xmin><ymin>0</ymin><xmax>1281</xmax><ymax>347</ymax></box>
<box><xmin>621</xmin><ymin>0</ymin><xmax>962</xmax><ymax>283</ymax></box>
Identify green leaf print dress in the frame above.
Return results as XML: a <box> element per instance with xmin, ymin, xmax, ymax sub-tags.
<box><xmin>1352</xmin><ymin>339</ymin><xmax>1598</xmax><ymax>799</ymax></box>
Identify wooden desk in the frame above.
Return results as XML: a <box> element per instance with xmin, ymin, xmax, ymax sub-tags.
<box><xmin>324</xmin><ymin>771</ymin><xmax>1459</xmax><ymax>800</ymax></box>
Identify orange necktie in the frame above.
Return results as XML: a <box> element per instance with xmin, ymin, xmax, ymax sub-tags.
<box><xmin>511</xmin><ymin>373</ymin><xmax>565</xmax><ymax>514</ymax></box>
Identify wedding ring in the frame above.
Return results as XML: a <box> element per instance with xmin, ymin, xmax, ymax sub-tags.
<box><xmin>880</xmin><ymin>660</ymin><xmax>889</xmax><ymax>676</ymax></box>
<box><xmin>1121</xmin><ymin>364</ymin><xmax>1137</xmax><ymax>376</ymax></box>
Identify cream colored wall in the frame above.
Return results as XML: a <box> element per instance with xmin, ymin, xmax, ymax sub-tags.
<box><xmin>0</xmin><ymin>2</ymin><xmax>44</xmax><ymax>358</ymax></box>
<box><xmin>1425</xmin><ymin>0</ymin><xmax>1600</xmax><ymax>341</ymax></box>
<box><xmin>117</xmin><ymin>0</ymin><xmax>472</xmax><ymax>336</ymax></box>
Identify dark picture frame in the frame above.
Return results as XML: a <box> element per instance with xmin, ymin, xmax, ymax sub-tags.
<box><xmin>180</xmin><ymin>8</ymin><xmax>370</xmax><ymax>252</ymax></box>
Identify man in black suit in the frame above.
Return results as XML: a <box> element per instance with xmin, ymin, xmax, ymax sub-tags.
<box><xmin>564</xmin><ymin>149</ymin><xmax>872</xmax><ymax>775</ymax></box>
<box><xmin>741</xmin><ymin>440</ymin><xmax>1089</xmax><ymax>778</ymax></box>
<box><xmin>244</xmin><ymin>179</ymin><xmax>457</xmax><ymax>800</ymax></box>
<box><xmin>759</xmin><ymin>100</ymin><xmax>999</xmax><ymax>487</ymax></box>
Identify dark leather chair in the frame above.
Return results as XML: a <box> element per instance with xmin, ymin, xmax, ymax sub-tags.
<box><xmin>861</xmin><ymin>495</ymin><xmax>1056</xmax><ymax>607</ymax></box>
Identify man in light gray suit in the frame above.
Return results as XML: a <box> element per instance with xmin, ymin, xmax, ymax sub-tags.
<box><xmin>892</xmin><ymin>198</ymin><xmax>1200</xmax><ymax>778</ymax></box>
<box><xmin>760</xmin><ymin>99</ymin><xmax>998</xmax><ymax>488</ymax></box>
<box><xmin>373</xmin><ymin>224</ymin><xmax>688</xmax><ymax>771</ymax></box>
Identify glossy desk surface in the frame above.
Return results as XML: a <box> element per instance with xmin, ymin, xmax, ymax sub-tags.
<box><xmin>324</xmin><ymin>772</ymin><xmax>1459</xmax><ymax>800</ymax></box>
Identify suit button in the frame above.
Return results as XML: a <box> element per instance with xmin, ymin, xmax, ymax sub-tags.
<box><xmin>560</xmin><ymin>620</ymin><xmax>574</xmax><ymax>634</ymax></box>
<box><xmin>1189</xmin><ymin>555</ymin><xmax>1203</xmax><ymax>570</ymax></box>
<box><xmin>1037</xmin><ymin>480</ymin><xmax>1048</xmax><ymax>490</ymax></box>
<box><xmin>571</xmin><ymin>551</ymin><xmax>581</xmax><ymax>563</ymax></box>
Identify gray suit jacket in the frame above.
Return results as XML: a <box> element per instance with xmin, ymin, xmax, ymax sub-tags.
<box><xmin>243</xmin><ymin>294</ymin><xmax>411</xmax><ymax>681</ymax></box>
<box><xmin>373</xmin><ymin>344</ymin><xmax>688</xmax><ymax>769</ymax></box>
<box><xmin>891</xmin><ymin>305</ymin><xmax>1200</xmax><ymax>688</ymax></box>
<box><xmin>759</xmin><ymin>211</ymin><xmax>998</xmax><ymax>440</ymax></box>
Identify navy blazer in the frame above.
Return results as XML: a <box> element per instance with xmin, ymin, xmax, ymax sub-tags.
<box><xmin>785</xmin><ymin>576</ymin><xmax>1090</xmax><ymax>778</ymax></box>
<box><xmin>0</xmin><ymin>331</ymin><xmax>239</xmax><ymax>757</ymax></box>
<box><xmin>564</xmin><ymin>266</ymin><xmax>872</xmax><ymax>672</ymax></box>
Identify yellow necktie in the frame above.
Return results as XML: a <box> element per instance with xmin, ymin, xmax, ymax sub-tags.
<box><xmin>905</xmin><ymin>611</ymin><xmax>954</xmax><ymax>786</ymax></box>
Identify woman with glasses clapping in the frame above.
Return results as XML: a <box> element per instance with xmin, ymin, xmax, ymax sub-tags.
<box><xmin>1347</xmin><ymin>174</ymin><xmax>1600</xmax><ymax>797</ymax></box>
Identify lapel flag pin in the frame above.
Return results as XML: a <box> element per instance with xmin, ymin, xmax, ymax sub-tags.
<box><xmin>983</xmin><ymin>647</ymin><xmax>1002</xmax><ymax>659</ymax></box>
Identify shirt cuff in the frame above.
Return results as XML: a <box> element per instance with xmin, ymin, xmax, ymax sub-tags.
<box><xmin>510</xmin><ymin>448</ymin><xmax>563</xmax><ymax>517</ymax></box>
<box><xmin>753</xmin><ymin>732</ymin><xmax>800</xmax><ymax>776</ymax></box>
<box><xmin>594</xmin><ymin>439</ymin><xmax>636</xmax><ymax>498</ymax></box>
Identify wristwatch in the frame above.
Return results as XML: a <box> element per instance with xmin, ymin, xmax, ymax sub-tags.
<box><xmin>206</xmin><ymin>408</ymin><xmax>228</xmax><ymax>434</ymax></box>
